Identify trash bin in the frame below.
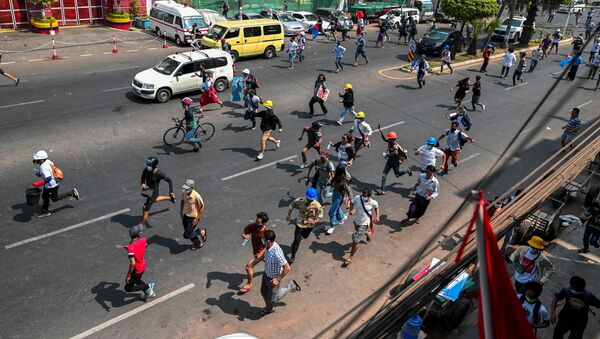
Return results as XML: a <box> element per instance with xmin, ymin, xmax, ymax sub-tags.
<box><xmin>25</xmin><ymin>186</ymin><xmax>41</xmax><ymax>206</ymax></box>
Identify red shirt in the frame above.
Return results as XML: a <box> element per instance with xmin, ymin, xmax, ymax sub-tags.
<box><xmin>243</xmin><ymin>223</ymin><xmax>269</xmax><ymax>256</ymax></box>
<box><xmin>482</xmin><ymin>48</ymin><xmax>491</xmax><ymax>59</ymax></box>
<box><xmin>127</xmin><ymin>237</ymin><xmax>147</xmax><ymax>274</ymax></box>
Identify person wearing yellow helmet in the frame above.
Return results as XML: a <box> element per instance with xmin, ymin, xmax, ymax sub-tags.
<box><xmin>337</xmin><ymin>84</ymin><xmax>356</xmax><ymax>125</ymax></box>
<box><xmin>255</xmin><ymin>100</ymin><xmax>283</xmax><ymax>160</ymax></box>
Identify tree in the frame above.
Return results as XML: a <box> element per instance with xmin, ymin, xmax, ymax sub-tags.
<box><xmin>442</xmin><ymin>0</ymin><xmax>499</xmax><ymax>55</ymax></box>
<box><xmin>468</xmin><ymin>18</ymin><xmax>500</xmax><ymax>55</ymax></box>
<box><xmin>28</xmin><ymin>0</ymin><xmax>58</xmax><ymax>19</ymax></box>
<box><xmin>518</xmin><ymin>0</ymin><xmax>570</xmax><ymax>45</ymax></box>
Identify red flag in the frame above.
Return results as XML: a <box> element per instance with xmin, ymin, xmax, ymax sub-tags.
<box><xmin>476</xmin><ymin>193</ymin><xmax>536</xmax><ymax>339</ymax></box>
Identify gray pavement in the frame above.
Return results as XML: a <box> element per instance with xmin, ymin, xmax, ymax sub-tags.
<box><xmin>1</xmin><ymin>23</ymin><xmax>599</xmax><ymax>339</ymax></box>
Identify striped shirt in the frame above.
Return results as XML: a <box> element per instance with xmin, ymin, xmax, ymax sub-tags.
<box><xmin>564</xmin><ymin>116</ymin><xmax>581</xmax><ymax>135</ymax></box>
<box><xmin>264</xmin><ymin>242</ymin><xmax>288</xmax><ymax>279</ymax></box>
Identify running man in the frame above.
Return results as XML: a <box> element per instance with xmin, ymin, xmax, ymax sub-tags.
<box><xmin>299</xmin><ymin>121</ymin><xmax>323</xmax><ymax>168</ymax></box>
<box><xmin>350</xmin><ymin>111</ymin><xmax>372</xmax><ymax>152</ymax></box>
<box><xmin>140</xmin><ymin>156</ymin><xmax>175</xmax><ymax>225</ymax></box>
<box><xmin>180</xmin><ymin>179</ymin><xmax>206</xmax><ymax>250</ymax></box>
<box><xmin>354</xmin><ymin>33</ymin><xmax>369</xmax><ymax>66</ymax></box>
<box><xmin>337</xmin><ymin>83</ymin><xmax>356</xmax><ymax>125</ymax></box>
<box><xmin>305</xmin><ymin>150</ymin><xmax>335</xmax><ymax>204</ymax></box>
<box><xmin>375</xmin><ymin>127</ymin><xmax>412</xmax><ymax>195</ymax></box>
<box><xmin>31</xmin><ymin>150</ymin><xmax>79</xmax><ymax>217</ymax></box>
<box><xmin>255</xmin><ymin>100</ymin><xmax>283</xmax><ymax>160</ymax></box>
<box><xmin>438</xmin><ymin>121</ymin><xmax>475</xmax><ymax>176</ymax></box>
<box><xmin>0</xmin><ymin>53</ymin><xmax>19</xmax><ymax>86</ymax></box>
<box><xmin>124</xmin><ymin>224</ymin><xmax>156</xmax><ymax>299</ymax></box>
<box><xmin>181</xmin><ymin>97</ymin><xmax>201</xmax><ymax>152</ymax></box>
<box><xmin>244</xmin><ymin>89</ymin><xmax>260</xmax><ymax>129</ymax></box>
<box><xmin>297</xmin><ymin>32</ymin><xmax>306</xmax><ymax>62</ymax></box>
<box><xmin>401</xmin><ymin>165</ymin><xmax>440</xmax><ymax>224</ymax></box>
<box><xmin>288</xmin><ymin>36</ymin><xmax>298</xmax><ymax>70</ymax></box>
<box><xmin>561</xmin><ymin>108</ymin><xmax>581</xmax><ymax>149</ymax></box>
<box><xmin>343</xmin><ymin>187</ymin><xmax>379</xmax><ymax>267</ymax></box>
<box><xmin>415</xmin><ymin>137</ymin><xmax>446</xmax><ymax>173</ymax></box>
<box><xmin>471</xmin><ymin>75</ymin><xmax>486</xmax><ymax>111</ymax></box>
<box><xmin>333</xmin><ymin>41</ymin><xmax>346</xmax><ymax>73</ymax></box>
<box><xmin>239</xmin><ymin>211</ymin><xmax>270</xmax><ymax>294</ymax></box>
<box><xmin>440</xmin><ymin>45</ymin><xmax>453</xmax><ymax>74</ymax></box>
<box><xmin>286</xmin><ymin>188</ymin><xmax>324</xmax><ymax>264</ymax></box>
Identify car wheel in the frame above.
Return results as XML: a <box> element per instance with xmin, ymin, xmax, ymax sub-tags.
<box><xmin>175</xmin><ymin>35</ymin><xmax>183</xmax><ymax>46</ymax></box>
<box><xmin>263</xmin><ymin>46</ymin><xmax>275</xmax><ymax>59</ymax></box>
<box><xmin>155</xmin><ymin>88</ymin><xmax>171</xmax><ymax>103</ymax></box>
<box><xmin>230</xmin><ymin>50</ymin><xmax>239</xmax><ymax>63</ymax></box>
<box><xmin>214</xmin><ymin>78</ymin><xmax>228</xmax><ymax>92</ymax></box>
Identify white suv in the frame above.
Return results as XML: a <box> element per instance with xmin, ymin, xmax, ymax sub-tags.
<box><xmin>132</xmin><ymin>49</ymin><xmax>234</xmax><ymax>103</ymax></box>
<box><xmin>492</xmin><ymin>16</ymin><xmax>534</xmax><ymax>42</ymax></box>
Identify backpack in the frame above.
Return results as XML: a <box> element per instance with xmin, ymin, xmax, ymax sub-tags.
<box><xmin>394</xmin><ymin>143</ymin><xmax>408</xmax><ymax>164</ymax></box>
<box><xmin>460</xmin><ymin>113</ymin><xmax>472</xmax><ymax>131</ymax></box>
<box><xmin>519</xmin><ymin>294</ymin><xmax>543</xmax><ymax>326</ymax></box>
<box><xmin>50</xmin><ymin>163</ymin><xmax>64</xmax><ymax>180</ymax></box>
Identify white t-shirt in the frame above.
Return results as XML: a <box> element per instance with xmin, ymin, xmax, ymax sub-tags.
<box><xmin>39</xmin><ymin>160</ymin><xmax>59</xmax><ymax>189</ymax></box>
<box><xmin>503</xmin><ymin>52</ymin><xmax>516</xmax><ymax>67</ymax></box>
<box><xmin>517</xmin><ymin>294</ymin><xmax>550</xmax><ymax>325</ymax></box>
<box><xmin>352</xmin><ymin>120</ymin><xmax>372</xmax><ymax>139</ymax></box>
<box><xmin>351</xmin><ymin>195</ymin><xmax>378</xmax><ymax>226</ymax></box>
<box><xmin>514</xmin><ymin>248</ymin><xmax>540</xmax><ymax>283</ymax></box>
<box><xmin>417</xmin><ymin>145</ymin><xmax>444</xmax><ymax>170</ymax></box>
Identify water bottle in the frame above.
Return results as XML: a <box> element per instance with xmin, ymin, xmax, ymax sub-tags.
<box><xmin>324</xmin><ymin>185</ymin><xmax>332</xmax><ymax>198</ymax></box>
<box><xmin>326</xmin><ymin>142</ymin><xmax>332</xmax><ymax>150</ymax></box>
<box><xmin>399</xmin><ymin>314</ymin><xmax>422</xmax><ymax>339</ymax></box>
<box><xmin>242</xmin><ymin>239</ymin><xmax>249</xmax><ymax>246</ymax></box>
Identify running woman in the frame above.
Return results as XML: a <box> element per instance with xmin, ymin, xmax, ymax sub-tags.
<box><xmin>124</xmin><ymin>224</ymin><xmax>156</xmax><ymax>299</ymax></box>
<box><xmin>332</xmin><ymin>41</ymin><xmax>346</xmax><ymax>73</ymax></box>
<box><xmin>329</xmin><ymin>133</ymin><xmax>356</xmax><ymax>180</ymax></box>
<box><xmin>375</xmin><ymin>127</ymin><xmax>412</xmax><ymax>195</ymax></box>
<box><xmin>31</xmin><ymin>150</ymin><xmax>79</xmax><ymax>217</ymax></box>
<box><xmin>326</xmin><ymin>165</ymin><xmax>352</xmax><ymax>235</ymax></box>
<box><xmin>309</xmin><ymin>74</ymin><xmax>329</xmax><ymax>116</ymax></box>
<box><xmin>239</xmin><ymin>212</ymin><xmax>270</xmax><ymax>294</ymax></box>
<box><xmin>198</xmin><ymin>69</ymin><xmax>223</xmax><ymax>113</ymax></box>
<box><xmin>140</xmin><ymin>156</ymin><xmax>175</xmax><ymax>226</ymax></box>
<box><xmin>181</xmin><ymin>97</ymin><xmax>201</xmax><ymax>152</ymax></box>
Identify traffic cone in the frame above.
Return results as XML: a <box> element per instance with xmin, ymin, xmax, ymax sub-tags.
<box><xmin>112</xmin><ymin>35</ymin><xmax>118</xmax><ymax>54</ymax></box>
<box><xmin>52</xmin><ymin>38</ymin><xmax>59</xmax><ymax>60</ymax></box>
<box><xmin>162</xmin><ymin>33</ymin><xmax>168</xmax><ymax>48</ymax></box>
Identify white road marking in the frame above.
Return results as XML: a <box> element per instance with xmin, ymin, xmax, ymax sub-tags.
<box><xmin>27</xmin><ymin>59</ymin><xmax>43</xmax><ymax>62</ymax></box>
<box><xmin>146</xmin><ymin>47</ymin><xmax>158</xmax><ymax>50</ymax></box>
<box><xmin>80</xmin><ymin>54</ymin><xmax>93</xmax><ymax>57</ymax></box>
<box><xmin>505</xmin><ymin>82</ymin><xmax>529</xmax><ymax>90</ymax></box>
<box><xmin>62</xmin><ymin>56</ymin><xmax>70</xmax><ymax>59</ymax></box>
<box><xmin>125</xmin><ymin>49</ymin><xmax>138</xmax><ymax>52</ymax></box>
<box><xmin>69</xmin><ymin>283</ymin><xmax>195</xmax><ymax>339</ymax></box>
<box><xmin>222</xmin><ymin>155</ymin><xmax>298</xmax><ymax>181</ymax></box>
<box><xmin>103</xmin><ymin>52</ymin><xmax>113</xmax><ymax>54</ymax></box>
<box><xmin>4</xmin><ymin>208</ymin><xmax>130</xmax><ymax>249</ymax></box>
<box><xmin>380</xmin><ymin>121</ymin><xmax>405</xmax><ymax>130</ymax></box>
<box><xmin>460</xmin><ymin>152</ymin><xmax>480</xmax><ymax>163</ymax></box>
<box><xmin>521</xmin><ymin>126</ymin><xmax>536</xmax><ymax>134</ymax></box>
<box><xmin>577</xmin><ymin>100</ymin><xmax>592</xmax><ymax>108</ymax></box>
<box><xmin>83</xmin><ymin>66</ymin><xmax>139</xmax><ymax>74</ymax></box>
<box><xmin>0</xmin><ymin>100</ymin><xmax>45</xmax><ymax>109</ymax></box>
<box><xmin>102</xmin><ymin>86</ymin><xmax>131</xmax><ymax>93</ymax></box>
<box><xmin>0</xmin><ymin>61</ymin><xmax>15</xmax><ymax>65</ymax></box>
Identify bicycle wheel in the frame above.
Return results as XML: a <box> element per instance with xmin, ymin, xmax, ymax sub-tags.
<box><xmin>163</xmin><ymin>127</ymin><xmax>186</xmax><ymax>146</ymax></box>
<box><xmin>195</xmin><ymin>123</ymin><xmax>215</xmax><ymax>141</ymax></box>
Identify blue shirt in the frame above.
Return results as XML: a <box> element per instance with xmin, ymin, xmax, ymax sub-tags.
<box><xmin>333</xmin><ymin>45</ymin><xmax>346</xmax><ymax>58</ymax></box>
<box><xmin>565</xmin><ymin>116</ymin><xmax>582</xmax><ymax>135</ymax></box>
<box><xmin>572</xmin><ymin>55</ymin><xmax>583</xmax><ymax>66</ymax></box>
<box><xmin>357</xmin><ymin>36</ymin><xmax>366</xmax><ymax>53</ymax></box>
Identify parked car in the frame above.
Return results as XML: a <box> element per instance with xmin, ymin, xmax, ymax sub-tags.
<box><xmin>233</xmin><ymin>12</ymin><xmax>266</xmax><ymax>20</ymax></box>
<box><xmin>374</xmin><ymin>5</ymin><xmax>404</xmax><ymax>17</ymax></box>
<box><xmin>416</xmin><ymin>28</ymin><xmax>463</xmax><ymax>56</ymax></box>
<box><xmin>196</xmin><ymin>9</ymin><xmax>227</xmax><ymax>27</ymax></box>
<box><xmin>132</xmin><ymin>49</ymin><xmax>234</xmax><ymax>103</ymax></box>
<box><xmin>557</xmin><ymin>0</ymin><xmax>586</xmax><ymax>13</ymax></box>
<box><xmin>414</xmin><ymin>0</ymin><xmax>434</xmax><ymax>21</ymax></box>
<box><xmin>260</xmin><ymin>9</ymin><xmax>306</xmax><ymax>36</ymax></box>
<box><xmin>378</xmin><ymin>8</ymin><xmax>420</xmax><ymax>27</ymax></box>
<box><xmin>314</xmin><ymin>8</ymin><xmax>353</xmax><ymax>31</ymax></box>
<box><xmin>149</xmin><ymin>1</ymin><xmax>208</xmax><ymax>45</ymax></box>
<box><xmin>491</xmin><ymin>16</ymin><xmax>533</xmax><ymax>42</ymax></box>
<box><xmin>291</xmin><ymin>11</ymin><xmax>324</xmax><ymax>31</ymax></box>
<box><xmin>433</xmin><ymin>10</ymin><xmax>454</xmax><ymax>23</ymax></box>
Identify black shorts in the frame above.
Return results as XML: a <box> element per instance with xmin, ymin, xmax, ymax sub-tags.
<box><xmin>0</xmin><ymin>67</ymin><xmax>5</xmax><ymax>75</ymax></box>
<box><xmin>141</xmin><ymin>188</ymin><xmax>158</xmax><ymax>211</ymax></box>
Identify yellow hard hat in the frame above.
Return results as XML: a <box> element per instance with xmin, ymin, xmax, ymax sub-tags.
<box><xmin>356</xmin><ymin>111</ymin><xmax>365</xmax><ymax>119</ymax></box>
<box><xmin>263</xmin><ymin>100</ymin><xmax>273</xmax><ymax>108</ymax></box>
<box><xmin>344</xmin><ymin>83</ymin><xmax>352</xmax><ymax>90</ymax></box>
<box><xmin>527</xmin><ymin>236</ymin><xmax>545</xmax><ymax>250</ymax></box>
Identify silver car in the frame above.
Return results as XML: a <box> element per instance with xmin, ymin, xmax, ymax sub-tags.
<box><xmin>260</xmin><ymin>9</ymin><xmax>306</xmax><ymax>35</ymax></box>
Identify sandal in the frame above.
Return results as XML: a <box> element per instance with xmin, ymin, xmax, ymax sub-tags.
<box><xmin>200</xmin><ymin>229</ymin><xmax>207</xmax><ymax>243</ymax></box>
<box><xmin>239</xmin><ymin>284</ymin><xmax>252</xmax><ymax>293</ymax></box>
<box><xmin>292</xmin><ymin>280</ymin><xmax>302</xmax><ymax>292</ymax></box>
<box><xmin>342</xmin><ymin>259</ymin><xmax>352</xmax><ymax>267</ymax></box>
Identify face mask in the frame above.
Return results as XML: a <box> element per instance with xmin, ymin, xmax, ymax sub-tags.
<box><xmin>525</xmin><ymin>296</ymin><xmax>537</xmax><ymax>303</ymax></box>
<box><xmin>529</xmin><ymin>248</ymin><xmax>539</xmax><ymax>255</ymax></box>
<box><xmin>182</xmin><ymin>188</ymin><xmax>190</xmax><ymax>194</ymax></box>
<box><xmin>146</xmin><ymin>166</ymin><xmax>153</xmax><ymax>172</ymax></box>
<box><xmin>261</xmin><ymin>238</ymin><xmax>267</xmax><ymax>246</ymax></box>
<box><xmin>427</xmin><ymin>145</ymin><xmax>433</xmax><ymax>150</ymax></box>
<box><xmin>362</xmin><ymin>195</ymin><xmax>368</xmax><ymax>201</ymax></box>
<box><xmin>34</xmin><ymin>163</ymin><xmax>41</xmax><ymax>170</ymax></box>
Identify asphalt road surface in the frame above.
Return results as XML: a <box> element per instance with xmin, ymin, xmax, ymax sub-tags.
<box><xmin>1</xmin><ymin>24</ymin><xmax>598</xmax><ymax>339</ymax></box>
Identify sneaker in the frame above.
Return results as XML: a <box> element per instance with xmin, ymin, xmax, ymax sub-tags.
<box><xmin>276</xmin><ymin>140</ymin><xmax>281</xmax><ymax>149</ymax></box>
<box><xmin>336</xmin><ymin>120</ymin><xmax>343</xmax><ymax>126</ymax></box>
<box><xmin>72</xmin><ymin>188</ymin><xmax>80</xmax><ymax>200</ymax></box>
<box><xmin>481</xmin><ymin>104</ymin><xmax>486</xmax><ymax>111</ymax></box>
<box><xmin>326</xmin><ymin>226</ymin><xmax>335</xmax><ymax>235</ymax></box>
<box><xmin>37</xmin><ymin>211</ymin><xmax>51</xmax><ymax>218</ymax></box>
<box><xmin>15</xmin><ymin>79</ymin><xmax>19</xmax><ymax>86</ymax></box>
<box><xmin>300</xmin><ymin>163</ymin><xmax>308</xmax><ymax>169</ymax></box>
<box><xmin>340</xmin><ymin>215</ymin><xmax>347</xmax><ymax>224</ymax></box>
<box><xmin>257</xmin><ymin>153</ymin><xmax>264</xmax><ymax>160</ymax></box>
<box><xmin>407</xmin><ymin>168</ymin><xmax>413</xmax><ymax>176</ymax></box>
<box><xmin>252</xmin><ymin>126</ymin><xmax>256</xmax><ymax>130</ymax></box>
<box><xmin>375</xmin><ymin>189</ymin><xmax>386</xmax><ymax>195</ymax></box>
<box><xmin>145</xmin><ymin>282</ymin><xmax>156</xmax><ymax>299</ymax></box>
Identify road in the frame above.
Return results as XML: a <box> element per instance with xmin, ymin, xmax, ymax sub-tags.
<box><xmin>0</xmin><ymin>23</ymin><xmax>598</xmax><ymax>339</ymax></box>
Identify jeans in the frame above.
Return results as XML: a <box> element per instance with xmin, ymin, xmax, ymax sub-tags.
<box><xmin>328</xmin><ymin>190</ymin><xmax>346</xmax><ymax>227</ymax></box>
<box><xmin>529</xmin><ymin>59</ymin><xmax>538</xmax><ymax>72</ymax></box>
<box><xmin>339</xmin><ymin>106</ymin><xmax>356</xmax><ymax>123</ymax></box>
<box><xmin>314</xmin><ymin>180</ymin><xmax>329</xmax><ymax>205</ymax></box>
<box><xmin>381</xmin><ymin>160</ymin><xmax>407</xmax><ymax>190</ymax></box>
<box><xmin>417</xmin><ymin>71</ymin><xmax>426</xmax><ymax>88</ymax></box>
<box><xmin>335</xmin><ymin>56</ymin><xmax>344</xmax><ymax>70</ymax></box>
<box><xmin>290</xmin><ymin>225</ymin><xmax>312</xmax><ymax>260</ymax></box>
<box><xmin>289</xmin><ymin>53</ymin><xmax>296</xmax><ymax>68</ymax></box>
<box><xmin>501</xmin><ymin>65</ymin><xmax>511</xmax><ymax>78</ymax></box>
<box><xmin>309</xmin><ymin>96</ymin><xmax>327</xmax><ymax>115</ymax></box>
<box><xmin>124</xmin><ymin>270</ymin><xmax>150</xmax><ymax>293</ymax></box>
<box><xmin>182</xmin><ymin>215</ymin><xmax>201</xmax><ymax>247</ymax></box>
<box><xmin>512</xmin><ymin>70</ymin><xmax>523</xmax><ymax>86</ymax></box>
<box><xmin>41</xmin><ymin>186</ymin><xmax>73</xmax><ymax>213</ymax></box>
<box><xmin>552</xmin><ymin>319</ymin><xmax>586</xmax><ymax>339</ymax></box>
<box><xmin>185</xmin><ymin>127</ymin><xmax>201</xmax><ymax>143</ymax></box>
<box><xmin>297</xmin><ymin>48</ymin><xmax>305</xmax><ymax>62</ymax></box>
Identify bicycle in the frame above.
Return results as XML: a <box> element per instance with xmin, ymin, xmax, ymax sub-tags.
<box><xmin>163</xmin><ymin>116</ymin><xmax>215</xmax><ymax>146</ymax></box>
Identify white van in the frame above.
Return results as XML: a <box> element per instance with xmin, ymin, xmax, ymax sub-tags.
<box><xmin>149</xmin><ymin>0</ymin><xmax>208</xmax><ymax>45</ymax></box>
<box><xmin>131</xmin><ymin>49</ymin><xmax>235</xmax><ymax>103</ymax></box>
<box><xmin>379</xmin><ymin>8</ymin><xmax>420</xmax><ymax>27</ymax></box>
<box><xmin>196</xmin><ymin>9</ymin><xmax>228</xmax><ymax>27</ymax></box>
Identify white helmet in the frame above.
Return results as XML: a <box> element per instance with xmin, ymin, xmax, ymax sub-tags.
<box><xmin>33</xmin><ymin>150</ymin><xmax>48</xmax><ymax>160</ymax></box>
<box><xmin>242</xmin><ymin>68</ymin><xmax>250</xmax><ymax>75</ymax></box>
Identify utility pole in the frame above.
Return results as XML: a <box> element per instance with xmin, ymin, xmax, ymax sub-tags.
<box><xmin>238</xmin><ymin>0</ymin><xmax>243</xmax><ymax>20</ymax></box>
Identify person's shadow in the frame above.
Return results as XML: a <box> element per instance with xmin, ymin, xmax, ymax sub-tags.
<box><xmin>91</xmin><ymin>281</ymin><xmax>140</xmax><ymax>312</ymax></box>
<box><xmin>110</xmin><ymin>209</ymin><xmax>170</xmax><ymax>228</ymax></box>
<box><xmin>206</xmin><ymin>271</ymin><xmax>257</xmax><ymax>290</ymax></box>
<box><xmin>220</xmin><ymin>147</ymin><xmax>259</xmax><ymax>158</ymax></box>
<box><xmin>11</xmin><ymin>203</ymin><xmax>73</xmax><ymax>222</ymax></box>
<box><xmin>308</xmin><ymin>240</ymin><xmax>351</xmax><ymax>262</ymax></box>
<box><xmin>205</xmin><ymin>292</ymin><xmax>262</xmax><ymax>321</ymax></box>
<box><xmin>147</xmin><ymin>234</ymin><xmax>189</xmax><ymax>255</ymax></box>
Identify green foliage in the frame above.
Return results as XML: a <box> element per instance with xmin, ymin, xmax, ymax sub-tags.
<box><xmin>129</xmin><ymin>0</ymin><xmax>141</xmax><ymax>17</ymax></box>
<box><xmin>106</xmin><ymin>11</ymin><xmax>131</xmax><ymax>19</ymax></box>
<box><xmin>31</xmin><ymin>16</ymin><xmax>57</xmax><ymax>23</ymax></box>
<box><xmin>28</xmin><ymin>0</ymin><xmax>58</xmax><ymax>9</ymax></box>
<box><xmin>441</xmin><ymin>0</ymin><xmax>498</xmax><ymax>22</ymax></box>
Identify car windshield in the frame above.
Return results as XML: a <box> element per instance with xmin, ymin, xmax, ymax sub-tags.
<box><xmin>426</xmin><ymin>30</ymin><xmax>449</xmax><ymax>41</ymax></box>
<box><xmin>305</xmin><ymin>14</ymin><xmax>318</xmax><ymax>21</ymax></box>
<box><xmin>205</xmin><ymin>25</ymin><xmax>226</xmax><ymax>40</ymax></box>
<box><xmin>501</xmin><ymin>18</ymin><xmax>524</xmax><ymax>26</ymax></box>
<box><xmin>183</xmin><ymin>16</ymin><xmax>207</xmax><ymax>29</ymax></box>
<box><xmin>280</xmin><ymin>13</ymin><xmax>297</xmax><ymax>22</ymax></box>
<box><xmin>153</xmin><ymin>57</ymin><xmax>180</xmax><ymax>75</ymax></box>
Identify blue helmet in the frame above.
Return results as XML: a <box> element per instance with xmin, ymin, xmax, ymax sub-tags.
<box><xmin>444</xmin><ymin>44</ymin><xmax>450</xmax><ymax>49</ymax></box>
<box><xmin>306</xmin><ymin>188</ymin><xmax>318</xmax><ymax>200</ymax></box>
<box><xmin>427</xmin><ymin>137</ymin><xmax>437</xmax><ymax>145</ymax></box>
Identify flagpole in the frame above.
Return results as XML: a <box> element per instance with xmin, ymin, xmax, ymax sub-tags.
<box><xmin>474</xmin><ymin>190</ymin><xmax>494</xmax><ymax>339</ymax></box>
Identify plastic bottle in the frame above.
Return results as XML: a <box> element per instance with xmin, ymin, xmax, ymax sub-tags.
<box><xmin>242</xmin><ymin>239</ymin><xmax>249</xmax><ymax>246</ymax></box>
<box><xmin>399</xmin><ymin>314</ymin><xmax>422</xmax><ymax>339</ymax></box>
